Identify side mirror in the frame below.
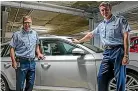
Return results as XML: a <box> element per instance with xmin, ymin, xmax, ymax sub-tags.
<box><xmin>72</xmin><ymin>48</ymin><xmax>85</xmax><ymax>55</ymax></box>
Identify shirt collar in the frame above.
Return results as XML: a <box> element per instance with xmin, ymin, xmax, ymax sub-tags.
<box><xmin>21</xmin><ymin>28</ymin><xmax>33</xmax><ymax>34</ymax></box>
<box><xmin>103</xmin><ymin>14</ymin><xmax>115</xmax><ymax>24</ymax></box>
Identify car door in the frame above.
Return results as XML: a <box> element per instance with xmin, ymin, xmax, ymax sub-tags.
<box><xmin>1</xmin><ymin>44</ymin><xmax>17</xmax><ymax>89</ymax></box>
<box><xmin>39</xmin><ymin>39</ymin><xmax>97</xmax><ymax>91</ymax></box>
<box><xmin>1</xmin><ymin>44</ymin><xmax>41</xmax><ymax>90</ymax></box>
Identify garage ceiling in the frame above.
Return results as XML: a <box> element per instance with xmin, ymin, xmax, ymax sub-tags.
<box><xmin>123</xmin><ymin>8</ymin><xmax>138</xmax><ymax>30</ymax></box>
<box><xmin>1</xmin><ymin>1</ymin><xmax>138</xmax><ymax>39</ymax></box>
<box><xmin>6</xmin><ymin>7</ymin><xmax>89</xmax><ymax>35</ymax></box>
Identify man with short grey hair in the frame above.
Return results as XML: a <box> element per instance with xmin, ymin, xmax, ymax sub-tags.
<box><xmin>73</xmin><ymin>2</ymin><xmax>131</xmax><ymax>91</ymax></box>
<box><xmin>10</xmin><ymin>16</ymin><xmax>44</xmax><ymax>91</ymax></box>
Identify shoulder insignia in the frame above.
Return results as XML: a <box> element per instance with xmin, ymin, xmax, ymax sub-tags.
<box><xmin>122</xmin><ymin>18</ymin><xmax>127</xmax><ymax>25</ymax></box>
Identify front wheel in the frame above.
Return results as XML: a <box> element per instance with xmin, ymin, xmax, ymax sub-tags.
<box><xmin>1</xmin><ymin>75</ymin><xmax>9</xmax><ymax>91</ymax></box>
<box><xmin>108</xmin><ymin>71</ymin><xmax>138</xmax><ymax>91</ymax></box>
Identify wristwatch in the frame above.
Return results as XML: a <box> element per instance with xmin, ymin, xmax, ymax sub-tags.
<box><xmin>124</xmin><ymin>55</ymin><xmax>129</xmax><ymax>58</ymax></box>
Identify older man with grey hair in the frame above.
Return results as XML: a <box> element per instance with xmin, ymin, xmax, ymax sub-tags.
<box><xmin>10</xmin><ymin>16</ymin><xmax>44</xmax><ymax>91</ymax></box>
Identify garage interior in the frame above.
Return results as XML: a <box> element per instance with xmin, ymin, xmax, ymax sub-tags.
<box><xmin>1</xmin><ymin>1</ymin><xmax>138</xmax><ymax>47</ymax></box>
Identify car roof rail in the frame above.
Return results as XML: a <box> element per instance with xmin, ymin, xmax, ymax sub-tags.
<box><xmin>41</xmin><ymin>34</ymin><xmax>57</xmax><ymax>37</ymax></box>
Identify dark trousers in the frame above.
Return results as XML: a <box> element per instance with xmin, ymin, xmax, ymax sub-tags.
<box><xmin>97</xmin><ymin>46</ymin><xmax>126</xmax><ymax>91</ymax></box>
<box><xmin>16</xmin><ymin>59</ymin><xmax>36</xmax><ymax>91</ymax></box>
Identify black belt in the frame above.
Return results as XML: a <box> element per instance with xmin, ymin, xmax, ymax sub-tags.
<box><xmin>16</xmin><ymin>57</ymin><xmax>35</xmax><ymax>61</ymax></box>
<box><xmin>104</xmin><ymin>45</ymin><xmax>123</xmax><ymax>49</ymax></box>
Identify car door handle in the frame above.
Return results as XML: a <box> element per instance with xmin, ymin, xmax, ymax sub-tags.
<box><xmin>4</xmin><ymin>63</ymin><xmax>11</xmax><ymax>68</ymax></box>
<box><xmin>41</xmin><ymin>63</ymin><xmax>51</xmax><ymax>70</ymax></box>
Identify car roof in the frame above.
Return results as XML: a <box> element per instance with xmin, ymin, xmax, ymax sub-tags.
<box><xmin>1</xmin><ymin>35</ymin><xmax>73</xmax><ymax>45</ymax></box>
<box><xmin>39</xmin><ymin>35</ymin><xmax>72</xmax><ymax>39</ymax></box>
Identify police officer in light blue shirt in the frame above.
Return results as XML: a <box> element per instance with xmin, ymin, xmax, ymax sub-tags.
<box><xmin>10</xmin><ymin>16</ymin><xmax>44</xmax><ymax>91</ymax></box>
<box><xmin>73</xmin><ymin>2</ymin><xmax>131</xmax><ymax>91</ymax></box>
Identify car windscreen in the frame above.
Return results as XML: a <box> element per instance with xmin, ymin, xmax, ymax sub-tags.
<box><xmin>82</xmin><ymin>43</ymin><xmax>103</xmax><ymax>53</ymax></box>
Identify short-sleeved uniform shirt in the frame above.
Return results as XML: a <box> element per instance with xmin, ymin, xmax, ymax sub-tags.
<box><xmin>10</xmin><ymin>28</ymin><xmax>39</xmax><ymax>58</ymax></box>
<box><xmin>92</xmin><ymin>15</ymin><xmax>131</xmax><ymax>45</ymax></box>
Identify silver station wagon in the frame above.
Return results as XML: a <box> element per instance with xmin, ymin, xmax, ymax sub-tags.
<box><xmin>1</xmin><ymin>36</ymin><xmax>138</xmax><ymax>91</ymax></box>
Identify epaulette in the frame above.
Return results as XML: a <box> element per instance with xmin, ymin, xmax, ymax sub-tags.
<box><xmin>116</xmin><ymin>15</ymin><xmax>125</xmax><ymax>19</ymax></box>
<box><xmin>116</xmin><ymin>15</ymin><xmax>127</xmax><ymax>24</ymax></box>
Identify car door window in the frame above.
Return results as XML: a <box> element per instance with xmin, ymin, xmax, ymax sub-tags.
<box><xmin>1</xmin><ymin>45</ymin><xmax>5</xmax><ymax>53</ymax></box>
<box><xmin>41</xmin><ymin>40</ymin><xmax>79</xmax><ymax>55</ymax></box>
<box><xmin>62</xmin><ymin>42</ymin><xmax>76</xmax><ymax>55</ymax></box>
<box><xmin>1</xmin><ymin>45</ymin><xmax>5</xmax><ymax>57</ymax></box>
<box><xmin>130</xmin><ymin>39</ymin><xmax>138</xmax><ymax>48</ymax></box>
<box><xmin>41</xmin><ymin>41</ymin><xmax>59</xmax><ymax>55</ymax></box>
<box><xmin>1</xmin><ymin>44</ymin><xmax>10</xmax><ymax>57</ymax></box>
<box><xmin>3</xmin><ymin>45</ymin><xmax>10</xmax><ymax>57</ymax></box>
<box><xmin>134</xmin><ymin>39</ymin><xmax>138</xmax><ymax>45</ymax></box>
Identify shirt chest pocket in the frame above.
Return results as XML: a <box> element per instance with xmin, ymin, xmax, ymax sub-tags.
<box><xmin>20</xmin><ymin>35</ymin><xmax>36</xmax><ymax>46</ymax></box>
<box><xmin>17</xmin><ymin>36</ymin><xmax>28</xmax><ymax>48</ymax></box>
<box><xmin>30</xmin><ymin>36</ymin><xmax>37</xmax><ymax>45</ymax></box>
<box><xmin>100</xmin><ymin>27</ymin><xmax>106</xmax><ymax>38</ymax></box>
<box><xmin>109</xmin><ymin>24</ymin><xmax>120</xmax><ymax>37</ymax></box>
<box><xmin>109</xmin><ymin>28</ymin><xmax>114</xmax><ymax>37</ymax></box>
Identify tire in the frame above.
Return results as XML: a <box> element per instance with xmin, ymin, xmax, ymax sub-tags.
<box><xmin>108</xmin><ymin>71</ymin><xmax>138</xmax><ymax>91</ymax></box>
<box><xmin>1</xmin><ymin>75</ymin><xmax>10</xmax><ymax>91</ymax></box>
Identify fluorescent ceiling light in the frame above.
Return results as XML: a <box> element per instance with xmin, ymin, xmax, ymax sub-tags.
<box><xmin>31</xmin><ymin>25</ymin><xmax>47</xmax><ymax>32</ymax></box>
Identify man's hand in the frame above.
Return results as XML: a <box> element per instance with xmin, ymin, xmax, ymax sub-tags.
<box><xmin>38</xmin><ymin>53</ymin><xmax>45</xmax><ymax>60</ymax></box>
<box><xmin>72</xmin><ymin>39</ymin><xmax>80</xmax><ymax>44</ymax></box>
<box><xmin>12</xmin><ymin>61</ymin><xmax>17</xmax><ymax>69</ymax></box>
<box><xmin>122</xmin><ymin>57</ymin><xmax>129</xmax><ymax>65</ymax></box>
